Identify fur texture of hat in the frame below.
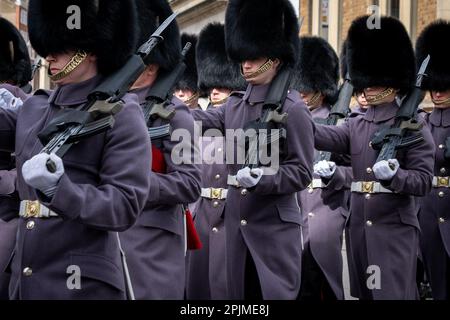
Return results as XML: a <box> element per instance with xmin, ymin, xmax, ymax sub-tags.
<box><xmin>135</xmin><ymin>0</ymin><xmax>181</xmax><ymax>71</ymax></box>
<box><xmin>346</xmin><ymin>15</ymin><xmax>416</xmax><ymax>92</ymax></box>
<box><xmin>291</xmin><ymin>36</ymin><xmax>339</xmax><ymax>104</ymax></box>
<box><xmin>196</xmin><ymin>23</ymin><xmax>246</xmax><ymax>92</ymax></box>
<box><xmin>225</xmin><ymin>0</ymin><xmax>300</xmax><ymax>65</ymax></box>
<box><xmin>0</xmin><ymin>18</ymin><xmax>32</xmax><ymax>86</ymax></box>
<box><xmin>416</xmin><ymin>20</ymin><xmax>450</xmax><ymax>91</ymax></box>
<box><xmin>28</xmin><ymin>0</ymin><xmax>137</xmax><ymax>75</ymax></box>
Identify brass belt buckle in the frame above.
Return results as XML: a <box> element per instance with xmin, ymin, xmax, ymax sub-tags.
<box><xmin>362</xmin><ymin>181</ymin><xmax>374</xmax><ymax>193</ymax></box>
<box><xmin>25</xmin><ymin>201</ymin><xmax>40</xmax><ymax>218</ymax></box>
<box><xmin>210</xmin><ymin>188</ymin><xmax>222</xmax><ymax>199</ymax></box>
<box><xmin>438</xmin><ymin>177</ymin><xmax>449</xmax><ymax>188</ymax></box>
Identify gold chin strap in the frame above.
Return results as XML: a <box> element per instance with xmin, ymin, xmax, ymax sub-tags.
<box><xmin>432</xmin><ymin>96</ymin><xmax>450</xmax><ymax>106</ymax></box>
<box><xmin>183</xmin><ymin>92</ymin><xmax>200</xmax><ymax>107</ymax></box>
<box><xmin>210</xmin><ymin>94</ymin><xmax>230</xmax><ymax>107</ymax></box>
<box><xmin>364</xmin><ymin>87</ymin><xmax>395</xmax><ymax>104</ymax></box>
<box><xmin>241</xmin><ymin>59</ymin><xmax>274</xmax><ymax>80</ymax></box>
<box><xmin>307</xmin><ymin>92</ymin><xmax>322</xmax><ymax>109</ymax></box>
<box><xmin>49</xmin><ymin>51</ymin><xmax>88</xmax><ymax>81</ymax></box>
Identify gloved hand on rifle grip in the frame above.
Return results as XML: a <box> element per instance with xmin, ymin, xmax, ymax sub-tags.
<box><xmin>22</xmin><ymin>153</ymin><xmax>65</xmax><ymax>198</ymax></box>
<box><xmin>314</xmin><ymin>160</ymin><xmax>336</xmax><ymax>178</ymax></box>
<box><xmin>373</xmin><ymin>159</ymin><xmax>399</xmax><ymax>181</ymax></box>
<box><xmin>236</xmin><ymin>167</ymin><xmax>263</xmax><ymax>188</ymax></box>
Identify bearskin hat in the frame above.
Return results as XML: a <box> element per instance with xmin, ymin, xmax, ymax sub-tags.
<box><xmin>291</xmin><ymin>36</ymin><xmax>339</xmax><ymax>104</ymax></box>
<box><xmin>416</xmin><ymin>20</ymin><xmax>450</xmax><ymax>91</ymax></box>
<box><xmin>0</xmin><ymin>18</ymin><xmax>32</xmax><ymax>87</ymax></box>
<box><xmin>196</xmin><ymin>23</ymin><xmax>246</xmax><ymax>93</ymax></box>
<box><xmin>346</xmin><ymin>15</ymin><xmax>416</xmax><ymax>93</ymax></box>
<box><xmin>225</xmin><ymin>0</ymin><xmax>300</xmax><ymax>66</ymax></box>
<box><xmin>135</xmin><ymin>0</ymin><xmax>181</xmax><ymax>71</ymax></box>
<box><xmin>28</xmin><ymin>0</ymin><xmax>137</xmax><ymax>76</ymax></box>
<box><xmin>174</xmin><ymin>34</ymin><xmax>198</xmax><ymax>92</ymax></box>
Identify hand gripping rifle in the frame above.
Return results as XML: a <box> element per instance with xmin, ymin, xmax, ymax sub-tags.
<box><xmin>37</xmin><ymin>12</ymin><xmax>179</xmax><ymax>172</ymax></box>
<box><xmin>142</xmin><ymin>42</ymin><xmax>192</xmax><ymax>140</ymax></box>
<box><xmin>314</xmin><ymin>73</ymin><xmax>354</xmax><ymax>163</ymax></box>
<box><xmin>243</xmin><ymin>65</ymin><xmax>292</xmax><ymax>170</ymax></box>
<box><xmin>370</xmin><ymin>55</ymin><xmax>431</xmax><ymax>163</ymax></box>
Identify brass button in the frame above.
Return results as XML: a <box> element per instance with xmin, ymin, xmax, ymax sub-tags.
<box><xmin>308</xmin><ymin>212</ymin><xmax>315</xmax><ymax>218</ymax></box>
<box><xmin>26</xmin><ymin>221</ymin><xmax>35</xmax><ymax>230</ymax></box>
<box><xmin>23</xmin><ymin>267</ymin><xmax>33</xmax><ymax>277</ymax></box>
<box><xmin>366</xmin><ymin>167</ymin><xmax>373</xmax><ymax>174</ymax></box>
<box><xmin>369</xmin><ymin>141</ymin><xmax>373</xmax><ymax>148</ymax></box>
<box><xmin>212</xmin><ymin>227</ymin><xmax>219</xmax><ymax>233</ymax></box>
<box><xmin>366</xmin><ymin>220</ymin><xmax>373</xmax><ymax>227</ymax></box>
<box><xmin>439</xmin><ymin>191</ymin><xmax>445</xmax><ymax>198</ymax></box>
<box><xmin>240</xmin><ymin>219</ymin><xmax>247</xmax><ymax>226</ymax></box>
<box><xmin>213</xmin><ymin>201</ymin><xmax>220</xmax><ymax>208</ymax></box>
<box><xmin>440</xmin><ymin>168</ymin><xmax>447</xmax><ymax>174</ymax></box>
<box><xmin>365</xmin><ymin>194</ymin><xmax>371</xmax><ymax>200</ymax></box>
<box><xmin>218</xmin><ymin>148</ymin><xmax>223</xmax><ymax>153</ymax></box>
<box><xmin>439</xmin><ymin>217</ymin><xmax>445</xmax><ymax>224</ymax></box>
<box><xmin>308</xmin><ymin>188</ymin><xmax>314</xmax><ymax>194</ymax></box>
<box><xmin>439</xmin><ymin>144</ymin><xmax>445</xmax><ymax>149</ymax></box>
<box><xmin>241</xmin><ymin>189</ymin><xmax>248</xmax><ymax>196</ymax></box>
<box><xmin>215</xmin><ymin>174</ymin><xmax>221</xmax><ymax>180</ymax></box>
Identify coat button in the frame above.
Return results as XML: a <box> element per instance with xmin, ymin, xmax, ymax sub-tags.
<box><xmin>369</xmin><ymin>141</ymin><xmax>373</xmax><ymax>148</ymax></box>
<box><xmin>215</xmin><ymin>174</ymin><xmax>221</xmax><ymax>180</ymax></box>
<box><xmin>439</xmin><ymin>191</ymin><xmax>445</xmax><ymax>198</ymax></box>
<box><xmin>212</xmin><ymin>227</ymin><xmax>219</xmax><ymax>233</ymax></box>
<box><xmin>366</xmin><ymin>220</ymin><xmax>373</xmax><ymax>227</ymax></box>
<box><xmin>439</xmin><ymin>217</ymin><xmax>445</xmax><ymax>224</ymax></box>
<box><xmin>26</xmin><ymin>221</ymin><xmax>35</xmax><ymax>230</ymax></box>
<box><xmin>440</xmin><ymin>168</ymin><xmax>447</xmax><ymax>174</ymax></box>
<box><xmin>240</xmin><ymin>219</ymin><xmax>247</xmax><ymax>226</ymax></box>
<box><xmin>439</xmin><ymin>144</ymin><xmax>445</xmax><ymax>149</ymax></box>
<box><xmin>213</xmin><ymin>201</ymin><xmax>220</xmax><ymax>208</ymax></box>
<box><xmin>218</xmin><ymin>148</ymin><xmax>223</xmax><ymax>153</ymax></box>
<box><xmin>241</xmin><ymin>189</ymin><xmax>248</xmax><ymax>196</ymax></box>
<box><xmin>308</xmin><ymin>188</ymin><xmax>314</xmax><ymax>194</ymax></box>
<box><xmin>366</xmin><ymin>167</ymin><xmax>372</xmax><ymax>174</ymax></box>
<box><xmin>23</xmin><ymin>267</ymin><xmax>33</xmax><ymax>277</ymax></box>
<box><xmin>365</xmin><ymin>194</ymin><xmax>371</xmax><ymax>200</ymax></box>
<box><xmin>308</xmin><ymin>212</ymin><xmax>315</xmax><ymax>218</ymax></box>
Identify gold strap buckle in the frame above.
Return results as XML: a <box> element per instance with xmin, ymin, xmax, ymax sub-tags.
<box><xmin>437</xmin><ymin>177</ymin><xmax>449</xmax><ymax>188</ymax></box>
<box><xmin>25</xmin><ymin>200</ymin><xmax>41</xmax><ymax>218</ymax></box>
<box><xmin>362</xmin><ymin>181</ymin><xmax>375</xmax><ymax>194</ymax></box>
<box><xmin>210</xmin><ymin>188</ymin><xmax>223</xmax><ymax>199</ymax></box>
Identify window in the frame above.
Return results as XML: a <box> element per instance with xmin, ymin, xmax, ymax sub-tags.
<box><xmin>319</xmin><ymin>0</ymin><xmax>329</xmax><ymax>40</ymax></box>
<box><xmin>388</xmin><ymin>0</ymin><xmax>400</xmax><ymax>18</ymax></box>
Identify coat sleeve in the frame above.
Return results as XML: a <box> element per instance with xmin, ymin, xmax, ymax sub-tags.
<box><xmin>147</xmin><ymin>103</ymin><xmax>202</xmax><ymax>205</ymax></box>
<box><xmin>382</xmin><ymin>120</ymin><xmax>435</xmax><ymax>196</ymax></box>
<box><xmin>324</xmin><ymin>165</ymin><xmax>353</xmax><ymax>190</ymax></box>
<box><xmin>314</xmin><ymin>121</ymin><xmax>351</xmax><ymax>155</ymax></box>
<box><xmin>39</xmin><ymin>95</ymin><xmax>152</xmax><ymax>231</ymax></box>
<box><xmin>254</xmin><ymin>101</ymin><xmax>314</xmax><ymax>194</ymax></box>
<box><xmin>191</xmin><ymin>103</ymin><xmax>226</xmax><ymax>133</ymax></box>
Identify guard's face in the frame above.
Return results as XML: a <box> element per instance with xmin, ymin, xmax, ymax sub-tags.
<box><xmin>299</xmin><ymin>91</ymin><xmax>324</xmax><ymax>109</ymax></box>
<box><xmin>210</xmin><ymin>88</ymin><xmax>232</xmax><ymax>106</ymax></box>
<box><xmin>46</xmin><ymin>51</ymin><xmax>97</xmax><ymax>85</ymax></box>
<box><xmin>241</xmin><ymin>58</ymin><xmax>280</xmax><ymax>85</ymax></box>
<box><xmin>174</xmin><ymin>88</ymin><xmax>195</xmax><ymax>102</ymax></box>
<box><xmin>363</xmin><ymin>87</ymin><xmax>397</xmax><ymax>105</ymax></box>
<box><xmin>431</xmin><ymin>89</ymin><xmax>450</xmax><ymax>108</ymax></box>
<box><xmin>356</xmin><ymin>92</ymin><xmax>369</xmax><ymax>108</ymax></box>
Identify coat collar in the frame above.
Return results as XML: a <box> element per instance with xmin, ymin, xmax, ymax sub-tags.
<box><xmin>429</xmin><ymin>107</ymin><xmax>450</xmax><ymax>127</ymax></box>
<box><xmin>242</xmin><ymin>83</ymin><xmax>271</xmax><ymax>105</ymax></box>
<box><xmin>48</xmin><ymin>75</ymin><xmax>103</xmax><ymax>107</ymax></box>
<box><xmin>363</xmin><ymin>101</ymin><xmax>399</xmax><ymax>123</ymax></box>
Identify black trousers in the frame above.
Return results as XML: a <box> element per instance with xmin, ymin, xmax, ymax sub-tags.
<box><xmin>298</xmin><ymin>244</ymin><xmax>336</xmax><ymax>300</ymax></box>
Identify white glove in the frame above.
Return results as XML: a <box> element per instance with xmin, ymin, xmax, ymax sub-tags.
<box><xmin>0</xmin><ymin>88</ymin><xmax>23</xmax><ymax>110</ymax></box>
<box><xmin>373</xmin><ymin>159</ymin><xmax>399</xmax><ymax>181</ymax></box>
<box><xmin>236</xmin><ymin>167</ymin><xmax>263</xmax><ymax>188</ymax></box>
<box><xmin>22</xmin><ymin>153</ymin><xmax>65</xmax><ymax>198</ymax></box>
<box><xmin>314</xmin><ymin>160</ymin><xmax>336</xmax><ymax>178</ymax></box>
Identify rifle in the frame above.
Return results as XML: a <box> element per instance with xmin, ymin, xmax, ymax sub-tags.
<box><xmin>21</xmin><ymin>55</ymin><xmax>43</xmax><ymax>94</ymax></box>
<box><xmin>243</xmin><ymin>65</ymin><xmax>291</xmax><ymax>169</ymax></box>
<box><xmin>37</xmin><ymin>12</ymin><xmax>179</xmax><ymax>172</ymax></box>
<box><xmin>315</xmin><ymin>73</ymin><xmax>354</xmax><ymax>163</ymax></box>
<box><xmin>370</xmin><ymin>55</ymin><xmax>431</xmax><ymax>163</ymax></box>
<box><xmin>142</xmin><ymin>42</ymin><xmax>192</xmax><ymax>140</ymax></box>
